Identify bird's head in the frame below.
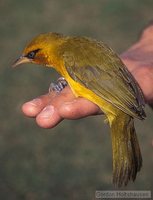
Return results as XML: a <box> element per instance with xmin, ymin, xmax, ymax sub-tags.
<box><xmin>13</xmin><ymin>32</ymin><xmax>64</xmax><ymax>68</ymax></box>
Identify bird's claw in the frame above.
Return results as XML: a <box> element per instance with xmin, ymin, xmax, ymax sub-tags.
<box><xmin>49</xmin><ymin>77</ymin><xmax>68</xmax><ymax>93</ymax></box>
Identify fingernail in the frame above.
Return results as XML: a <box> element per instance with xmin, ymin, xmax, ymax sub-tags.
<box><xmin>39</xmin><ymin>105</ymin><xmax>54</xmax><ymax>118</ymax></box>
<box><xmin>28</xmin><ymin>98</ymin><xmax>42</xmax><ymax>107</ymax></box>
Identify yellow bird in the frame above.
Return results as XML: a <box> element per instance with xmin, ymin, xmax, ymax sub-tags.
<box><xmin>13</xmin><ymin>33</ymin><xmax>146</xmax><ymax>187</ymax></box>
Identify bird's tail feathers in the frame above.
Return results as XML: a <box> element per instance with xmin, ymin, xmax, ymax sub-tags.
<box><xmin>110</xmin><ymin>113</ymin><xmax>142</xmax><ymax>187</ymax></box>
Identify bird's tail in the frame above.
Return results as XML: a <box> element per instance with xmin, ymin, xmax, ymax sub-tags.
<box><xmin>110</xmin><ymin>112</ymin><xmax>142</xmax><ymax>187</ymax></box>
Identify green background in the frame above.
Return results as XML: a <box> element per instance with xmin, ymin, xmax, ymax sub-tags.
<box><xmin>0</xmin><ymin>0</ymin><xmax>153</xmax><ymax>199</ymax></box>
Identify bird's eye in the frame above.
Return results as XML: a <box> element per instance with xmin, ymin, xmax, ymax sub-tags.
<box><xmin>27</xmin><ymin>51</ymin><xmax>35</xmax><ymax>59</ymax></box>
<box><xmin>26</xmin><ymin>49</ymin><xmax>40</xmax><ymax>59</ymax></box>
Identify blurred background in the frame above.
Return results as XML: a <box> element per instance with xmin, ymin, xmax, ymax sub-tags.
<box><xmin>0</xmin><ymin>0</ymin><xmax>153</xmax><ymax>199</ymax></box>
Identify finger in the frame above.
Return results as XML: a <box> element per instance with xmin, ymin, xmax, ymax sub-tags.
<box><xmin>22</xmin><ymin>86</ymin><xmax>75</xmax><ymax>118</ymax></box>
<box><xmin>34</xmin><ymin>87</ymin><xmax>76</xmax><ymax>128</ymax></box>
<box><xmin>36</xmin><ymin>105</ymin><xmax>63</xmax><ymax>129</ymax></box>
<box><xmin>59</xmin><ymin>97</ymin><xmax>102</xmax><ymax>120</ymax></box>
<box><xmin>22</xmin><ymin>86</ymin><xmax>102</xmax><ymax>128</ymax></box>
<box><xmin>22</xmin><ymin>94</ymin><xmax>52</xmax><ymax>117</ymax></box>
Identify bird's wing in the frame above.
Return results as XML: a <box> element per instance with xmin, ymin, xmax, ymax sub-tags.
<box><xmin>62</xmin><ymin>38</ymin><xmax>146</xmax><ymax>119</ymax></box>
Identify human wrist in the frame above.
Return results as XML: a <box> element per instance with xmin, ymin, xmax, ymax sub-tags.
<box><xmin>121</xmin><ymin>23</ymin><xmax>153</xmax><ymax>70</ymax></box>
<box><xmin>119</xmin><ymin>23</ymin><xmax>153</xmax><ymax>104</ymax></box>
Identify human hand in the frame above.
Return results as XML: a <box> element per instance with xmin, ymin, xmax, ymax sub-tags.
<box><xmin>22</xmin><ymin>24</ymin><xmax>153</xmax><ymax>128</ymax></box>
<box><xmin>22</xmin><ymin>87</ymin><xmax>101</xmax><ymax>128</ymax></box>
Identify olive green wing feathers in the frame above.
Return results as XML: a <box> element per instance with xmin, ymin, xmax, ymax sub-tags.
<box><xmin>62</xmin><ymin>37</ymin><xmax>146</xmax><ymax>119</ymax></box>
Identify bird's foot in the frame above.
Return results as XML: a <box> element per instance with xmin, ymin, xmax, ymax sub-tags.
<box><xmin>49</xmin><ymin>77</ymin><xmax>68</xmax><ymax>93</ymax></box>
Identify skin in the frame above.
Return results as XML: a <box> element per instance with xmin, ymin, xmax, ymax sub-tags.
<box><xmin>22</xmin><ymin>25</ymin><xmax>153</xmax><ymax>129</ymax></box>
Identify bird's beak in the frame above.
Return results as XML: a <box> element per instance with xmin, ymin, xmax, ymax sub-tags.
<box><xmin>12</xmin><ymin>56</ymin><xmax>30</xmax><ymax>68</ymax></box>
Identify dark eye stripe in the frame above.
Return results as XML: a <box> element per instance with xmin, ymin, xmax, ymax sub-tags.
<box><xmin>26</xmin><ymin>49</ymin><xmax>40</xmax><ymax>59</ymax></box>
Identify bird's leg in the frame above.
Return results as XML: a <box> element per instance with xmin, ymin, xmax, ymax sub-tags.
<box><xmin>49</xmin><ymin>77</ymin><xmax>68</xmax><ymax>93</ymax></box>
